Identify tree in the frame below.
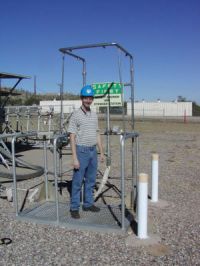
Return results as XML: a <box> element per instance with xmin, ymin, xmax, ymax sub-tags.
<box><xmin>24</xmin><ymin>95</ymin><xmax>41</xmax><ymax>105</ymax></box>
<box><xmin>192</xmin><ymin>101</ymin><xmax>200</xmax><ymax>116</ymax></box>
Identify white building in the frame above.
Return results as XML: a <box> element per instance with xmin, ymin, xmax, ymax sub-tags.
<box><xmin>127</xmin><ymin>101</ymin><xmax>192</xmax><ymax>117</ymax></box>
<box><xmin>40</xmin><ymin>100</ymin><xmax>193</xmax><ymax>117</ymax></box>
<box><xmin>40</xmin><ymin>100</ymin><xmax>97</xmax><ymax>113</ymax></box>
<box><xmin>40</xmin><ymin>100</ymin><xmax>79</xmax><ymax>113</ymax></box>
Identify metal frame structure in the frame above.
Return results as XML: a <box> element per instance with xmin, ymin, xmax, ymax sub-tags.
<box><xmin>57</xmin><ymin>42</ymin><xmax>138</xmax><ymax>231</ymax></box>
<box><xmin>0</xmin><ymin>72</ymin><xmax>30</xmax><ymax>134</ymax></box>
<box><xmin>7</xmin><ymin>131</ymin><xmax>138</xmax><ymax>233</ymax></box>
<box><xmin>0</xmin><ymin>73</ymin><xmax>31</xmax><ymax>180</ymax></box>
<box><xmin>59</xmin><ymin>43</ymin><xmax>136</xmax><ymax>188</ymax></box>
<box><xmin>59</xmin><ymin>42</ymin><xmax>134</xmax><ymax>132</ymax></box>
<box><xmin>2</xmin><ymin>44</ymin><xmax>139</xmax><ymax>233</ymax></box>
<box><xmin>0</xmin><ymin>72</ymin><xmax>30</xmax><ymax>108</ymax></box>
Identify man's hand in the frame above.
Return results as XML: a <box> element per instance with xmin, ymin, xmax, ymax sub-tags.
<box><xmin>73</xmin><ymin>158</ymin><xmax>80</xmax><ymax>169</ymax></box>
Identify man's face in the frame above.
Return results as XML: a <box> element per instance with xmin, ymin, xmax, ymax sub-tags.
<box><xmin>81</xmin><ymin>96</ymin><xmax>94</xmax><ymax>109</ymax></box>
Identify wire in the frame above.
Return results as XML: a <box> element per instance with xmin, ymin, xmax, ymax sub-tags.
<box><xmin>0</xmin><ymin>238</ymin><xmax>12</xmax><ymax>245</ymax></box>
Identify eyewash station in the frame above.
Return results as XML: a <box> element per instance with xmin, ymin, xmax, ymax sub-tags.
<box><xmin>0</xmin><ymin>43</ymin><xmax>140</xmax><ymax>233</ymax></box>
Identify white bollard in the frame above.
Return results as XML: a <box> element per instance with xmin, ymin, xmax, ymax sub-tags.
<box><xmin>151</xmin><ymin>153</ymin><xmax>159</xmax><ymax>202</ymax></box>
<box><xmin>6</xmin><ymin>188</ymin><xmax>13</xmax><ymax>202</ymax></box>
<box><xmin>137</xmin><ymin>173</ymin><xmax>148</xmax><ymax>239</ymax></box>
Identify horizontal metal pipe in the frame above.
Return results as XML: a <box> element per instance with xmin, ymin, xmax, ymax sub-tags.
<box><xmin>0</xmin><ymin>131</ymin><xmax>37</xmax><ymax>140</ymax></box>
<box><xmin>123</xmin><ymin>132</ymin><xmax>139</xmax><ymax>140</ymax></box>
<box><xmin>60</xmin><ymin>42</ymin><xmax>115</xmax><ymax>51</ymax></box>
<box><xmin>59</xmin><ymin>50</ymin><xmax>86</xmax><ymax>62</ymax></box>
<box><xmin>59</xmin><ymin>42</ymin><xmax>133</xmax><ymax>59</ymax></box>
<box><xmin>123</xmin><ymin>83</ymin><xmax>132</xmax><ymax>87</ymax></box>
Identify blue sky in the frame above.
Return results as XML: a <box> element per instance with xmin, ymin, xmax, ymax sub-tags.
<box><xmin>1</xmin><ymin>0</ymin><xmax>200</xmax><ymax>103</ymax></box>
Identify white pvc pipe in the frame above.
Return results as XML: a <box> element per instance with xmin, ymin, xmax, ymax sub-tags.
<box><xmin>151</xmin><ymin>153</ymin><xmax>159</xmax><ymax>202</ymax></box>
<box><xmin>137</xmin><ymin>173</ymin><xmax>148</xmax><ymax>239</ymax></box>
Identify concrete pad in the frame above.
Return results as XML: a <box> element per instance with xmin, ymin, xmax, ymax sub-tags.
<box><xmin>149</xmin><ymin>199</ymin><xmax>171</xmax><ymax>208</ymax></box>
<box><xmin>126</xmin><ymin>233</ymin><xmax>161</xmax><ymax>247</ymax></box>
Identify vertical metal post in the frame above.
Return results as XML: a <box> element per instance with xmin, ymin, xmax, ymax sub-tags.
<box><xmin>60</xmin><ymin>55</ymin><xmax>65</xmax><ymax>133</ymax></box>
<box><xmin>130</xmin><ymin>57</ymin><xmax>134</xmax><ymax>130</ymax></box>
<box><xmin>5</xmin><ymin>107</ymin><xmax>9</xmax><ymax>124</ymax></box>
<box><xmin>81</xmin><ymin>59</ymin><xmax>86</xmax><ymax>203</ymax></box>
<box><xmin>135</xmin><ymin>136</ymin><xmax>139</xmax><ymax>216</ymax></box>
<box><xmin>11</xmin><ymin>136</ymin><xmax>18</xmax><ymax>216</ymax></box>
<box><xmin>131</xmin><ymin>137</ymin><xmax>135</xmax><ymax>209</ymax></box>
<box><xmin>131</xmin><ymin>134</ymin><xmax>139</xmax><ymax>210</ymax></box>
<box><xmin>58</xmin><ymin>150</ymin><xmax>62</xmax><ymax>178</ymax></box>
<box><xmin>106</xmin><ymin>105</ymin><xmax>111</xmax><ymax>166</ymax></box>
<box><xmin>26</xmin><ymin>109</ymin><xmax>30</xmax><ymax>132</ymax></box>
<box><xmin>120</xmin><ymin>134</ymin><xmax>125</xmax><ymax>230</ymax></box>
<box><xmin>16</xmin><ymin>108</ymin><xmax>19</xmax><ymax>132</ymax></box>
<box><xmin>43</xmin><ymin>136</ymin><xmax>49</xmax><ymax>200</ymax></box>
<box><xmin>48</xmin><ymin>114</ymin><xmax>51</xmax><ymax>138</ymax></box>
<box><xmin>136</xmin><ymin>136</ymin><xmax>139</xmax><ymax>185</ymax></box>
<box><xmin>118</xmin><ymin>49</ymin><xmax>126</xmax><ymax>132</ymax></box>
<box><xmin>37</xmin><ymin>109</ymin><xmax>41</xmax><ymax>132</ymax></box>
<box><xmin>82</xmin><ymin>60</ymin><xmax>86</xmax><ymax>86</ymax></box>
<box><xmin>53</xmin><ymin>137</ymin><xmax>60</xmax><ymax>224</ymax></box>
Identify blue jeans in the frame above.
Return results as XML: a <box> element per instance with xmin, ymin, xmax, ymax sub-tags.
<box><xmin>70</xmin><ymin>145</ymin><xmax>98</xmax><ymax>211</ymax></box>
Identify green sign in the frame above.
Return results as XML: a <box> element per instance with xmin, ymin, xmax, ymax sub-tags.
<box><xmin>92</xmin><ymin>82</ymin><xmax>123</xmax><ymax>107</ymax></box>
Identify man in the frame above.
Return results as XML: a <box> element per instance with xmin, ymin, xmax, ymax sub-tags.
<box><xmin>68</xmin><ymin>85</ymin><xmax>104</xmax><ymax>219</ymax></box>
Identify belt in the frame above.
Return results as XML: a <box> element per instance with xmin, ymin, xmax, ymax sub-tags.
<box><xmin>76</xmin><ymin>145</ymin><xmax>96</xmax><ymax>151</ymax></box>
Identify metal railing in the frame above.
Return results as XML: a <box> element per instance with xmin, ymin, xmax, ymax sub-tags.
<box><xmin>10</xmin><ymin>131</ymin><xmax>38</xmax><ymax>215</ymax></box>
<box><xmin>120</xmin><ymin>132</ymin><xmax>139</xmax><ymax>230</ymax></box>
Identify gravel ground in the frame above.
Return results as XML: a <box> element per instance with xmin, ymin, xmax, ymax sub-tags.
<box><xmin>0</xmin><ymin>120</ymin><xmax>200</xmax><ymax>265</ymax></box>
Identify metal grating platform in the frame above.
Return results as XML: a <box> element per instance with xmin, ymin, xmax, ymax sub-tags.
<box><xmin>16</xmin><ymin>202</ymin><xmax>133</xmax><ymax>233</ymax></box>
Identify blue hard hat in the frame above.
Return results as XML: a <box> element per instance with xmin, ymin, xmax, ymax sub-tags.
<box><xmin>80</xmin><ymin>85</ymin><xmax>95</xmax><ymax>97</ymax></box>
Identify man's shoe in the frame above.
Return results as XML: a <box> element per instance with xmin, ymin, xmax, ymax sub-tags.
<box><xmin>82</xmin><ymin>205</ymin><xmax>100</xmax><ymax>212</ymax></box>
<box><xmin>70</xmin><ymin>210</ymin><xmax>80</xmax><ymax>219</ymax></box>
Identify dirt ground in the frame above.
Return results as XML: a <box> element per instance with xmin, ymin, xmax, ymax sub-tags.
<box><xmin>0</xmin><ymin>119</ymin><xmax>200</xmax><ymax>265</ymax></box>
